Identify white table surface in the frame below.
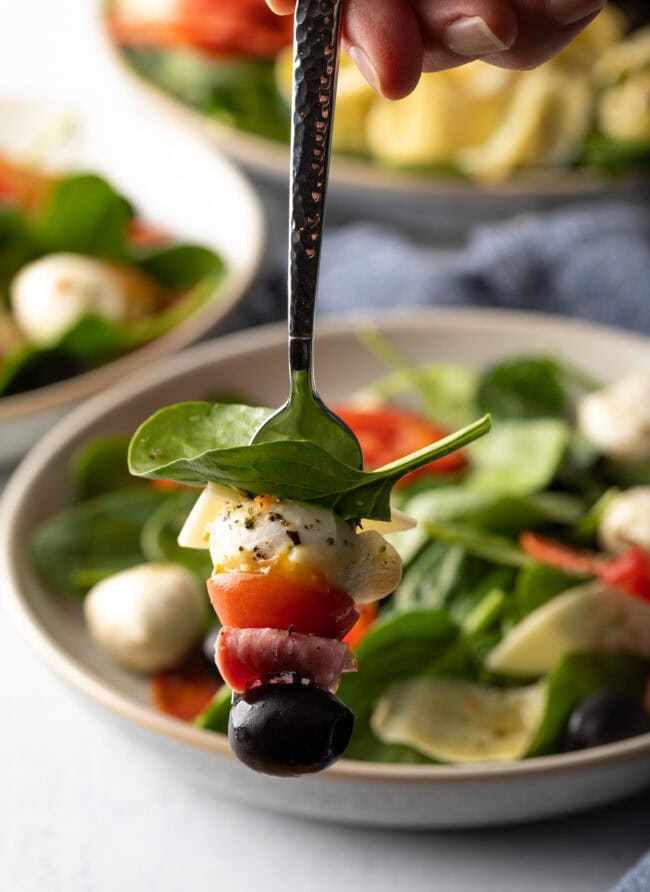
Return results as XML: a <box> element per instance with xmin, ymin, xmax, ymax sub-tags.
<box><xmin>1</xmin><ymin>3</ymin><xmax>649</xmax><ymax>890</ymax></box>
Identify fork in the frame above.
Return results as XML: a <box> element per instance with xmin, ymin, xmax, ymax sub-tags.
<box><xmin>250</xmin><ymin>0</ymin><xmax>363</xmax><ymax>470</ymax></box>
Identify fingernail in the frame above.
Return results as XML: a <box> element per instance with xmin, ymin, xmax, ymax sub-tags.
<box><xmin>547</xmin><ymin>0</ymin><xmax>604</xmax><ymax>25</ymax></box>
<box><xmin>445</xmin><ymin>16</ymin><xmax>511</xmax><ymax>56</ymax></box>
<box><xmin>348</xmin><ymin>46</ymin><xmax>380</xmax><ymax>93</ymax></box>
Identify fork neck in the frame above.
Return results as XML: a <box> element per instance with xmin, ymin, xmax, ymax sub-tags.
<box><xmin>287</xmin><ymin>0</ymin><xmax>343</xmax><ymax>355</ymax></box>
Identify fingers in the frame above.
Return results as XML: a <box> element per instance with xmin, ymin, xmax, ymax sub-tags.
<box><xmin>342</xmin><ymin>0</ymin><xmax>424</xmax><ymax>99</ymax></box>
<box><xmin>413</xmin><ymin>0</ymin><xmax>604</xmax><ymax>73</ymax></box>
<box><xmin>265</xmin><ymin>1</ymin><xmax>295</xmax><ymax>12</ymax></box>
<box><xmin>265</xmin><ymin>0</ymin><xmax>606</xmax><ymax>98</ymax></box>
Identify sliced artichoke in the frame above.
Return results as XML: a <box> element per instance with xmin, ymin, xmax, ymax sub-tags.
<box><xmin>371</xmin><ymin>677</ymin><xmax>547</xmax><ymax>763</ymax></box>
<box><xmin>486</xmin><ymin>582</ymin><xmax>650</xmax><ymax>677</ymax></box>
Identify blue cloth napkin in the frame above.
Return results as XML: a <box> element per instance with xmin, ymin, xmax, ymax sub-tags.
<box><xmin>241</xmin><ymin>198</ymin><xmax>650</xmax><ymax>892</ymax></box>
<box><xmin>613</xmin><ymin>852</ymin><xmax>650</xmax><ymax>892</ymax></box>
<box><xmin>243</xmin><ymin>200</ymin><xmax>650</xmax><ymax>332</ymax></box>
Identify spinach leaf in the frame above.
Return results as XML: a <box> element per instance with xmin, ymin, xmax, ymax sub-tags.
<box><xmin>140</xmin><ymin>490</ymin><xmax>213</xmax><ymax>580</ymax></box>
<box><xmin>514</xmin><ymin>563</ymin><xmax>583</xmax><ymax>619</ymax></box>
<box><xmin>423</xmin><ymin>522</ymin><xmax>531</xmax><ymax>568</ymax></box>
<box><xmin>0</xmin><ymin>343</ymin><xmax>85</xmax><ymax>396</ymax></box>
<box><xmin>478</xmin><ymin>357</ymin><xmax>568</xmax><ymax>420</ymax></box>
<box><xmin>134</xmin><ymin>243</ymin><xmax>224</xmax><ymax>289</ymax></box>
<box><xmin>527</xmin><ymin>651</ymin><xmax>649</xmax><ymax>756</ymax></box>
<box><xmin>467</xmin><ymin>418</ymin><xmax>569</xmax><ymax>496</ymax></box>
<box><xmin>128</xmin><ymin>402</ymin><xmax>490</xmax><ymax>521</ymax></box>
<box><xmin>356</xmin><ymin>330</ymin><xmax>478</xmax><ymax>428</ymax></box>
<box><xmin>34</xmin><ymin>174</ymin><xmax>133</xmax><ymax>261</ymax></box>
<box><xmin>0</xmin><ymin>207</ymin><xmax>40</xmax><ymax>299</ymax></box>
<box><xmin>337</xmin><ymin>609</ymin><xmax>460</xmax><ymax>762</ymax></box>
<box><xmin>31</xmin><ymin>487</ymin><xmax>168</xmax><ymax>598</ymax></box>
<box><xmin>71</xmin><ymin>435</ymin><xmax>140</xmax><ymax>500</ymax></box>
<box><xmin>124</xmin><ymin>48</ymin><xmax>290</xmax><ymax>143</ymax></box>
<box><xmin>392</xmin><ymin>486</ymin><xmax>583</xmax><ymax>562</ymax></box>
<box><xmin>194</xmin><ymin>684</ymin><xmax>232</xmax><ymax>733</ymax></box>
<box><xmin>582</xmin><ymin>133</ymin><xmax>650</xmax><ymax>176</ymax></box>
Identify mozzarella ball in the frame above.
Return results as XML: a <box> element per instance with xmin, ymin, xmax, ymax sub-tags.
<box><xmin>599</xmin><ymin>487</ymin><xmax>650</xmax><ymax>554</ymax></box>
<box><xmin>577</xmin><ymin>373</ymin><xmax>650</xmax><ymax>464</ymax></box>
<box><xmin>10</xmin><ymin>253</ymin><xmax>160</xmax><ymax>344</ymax></box>
<box><xmin>84</xmin><ymin>563</ymin><xmax>205</xmax><ymax>673</ymax></box>
<box><xmin>200</xmin><ymin>489</ymin><xmax>402</xmax><ymax>603</ymax></box>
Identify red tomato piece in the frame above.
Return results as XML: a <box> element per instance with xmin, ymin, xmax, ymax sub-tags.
<box><xmin>334</xmin><ymin>404</ymin><xmax>467</xmax><ymax>483</ymax></box>
<box><xmin>599</xmin><ymin>548</ymin><xmax>650</xmax><ymax>603</ymax></box>
<box><xmin>207</xmin><ymin>571</ymin><xmax>358</xmax><ymax>640</ymax></box>
<box><xmin>151</xmin><ymin>654</ymin><xmax>221</xmax><ymax>722</ymax></box>
<box><xmin>108</xmin><ymin>0</ymin><xmax>293</xmax><ymax>58</ymax></box>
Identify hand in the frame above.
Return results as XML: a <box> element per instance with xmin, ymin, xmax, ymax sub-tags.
<box><xmin>266</xmin><ymin>0</ymin><xmax>605</xmax><ymax>99</ymax></box>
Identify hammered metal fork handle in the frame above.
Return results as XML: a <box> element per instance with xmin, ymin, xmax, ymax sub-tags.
<box><xmin>288</xmin><ymin>0</ymin><xmax>343</xmax><ymax>371</ymax></box>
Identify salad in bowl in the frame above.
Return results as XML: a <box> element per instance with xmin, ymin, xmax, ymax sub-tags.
<box><xmin>30</xmin><ymin>338</ymin><xmax>650</xmax><ymax>775</ymax></box>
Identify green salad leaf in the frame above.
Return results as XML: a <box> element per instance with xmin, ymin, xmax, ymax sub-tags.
<box><xmin>134</xmin><ymin>243</ymin><xmax>225</xmax><ymax>289</ymax></box>
<box><xmin>194</xmin><ymin>684</ymin><xmax>232</xmax><ymax>733</ymax></box>
<box><xmin>528</xmin><ymin>651</ymin><xmax>649</xmax><ymax>756</ymax></box>
<box><xmin>477</xmin><ymin>357</ymin><xmax>569</xmax><ymax>420</ymax></box>
<box><xmin>468</xmin><ymin>418</ymin><xmax>569</xmax><ymax>496</ymax></box>
<box><xmin>140</xmin><ymin>490</ymin><xmax>212</xmax><ymax>580</ymax></box>
<box><xmin>514</xmin><ymin>563</ymin><xmax>584</xmax><ymax>619</ymax></box>
<box><xmin>71</xmin><ymin>435</ymin><xmax>138</xmax><ymax>500</ymax></box>
<box><xmin>32</xmin><ymin>487</ymin><xmax>169</xmax><ymax>597</ymax></box>
<box><xmin>128</xmin><ymin>402</ymin><xmax>490</xmax><ymax>521</ymax></box>
<box><xmin>35</xmin><ymin>174</ymin><xmax>133</xmax><ymax>261</ymax></box>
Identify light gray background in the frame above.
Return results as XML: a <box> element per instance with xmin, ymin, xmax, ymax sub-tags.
<box><xmin>1</xmin><ymin>2</ymin><xmax>648</xmax><ymax>890</ymax></box>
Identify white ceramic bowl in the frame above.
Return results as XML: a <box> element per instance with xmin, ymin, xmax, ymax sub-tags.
<box><xmin>2</xmin><ymin>308</ymin><xmax>650</xmax><ymax>828</ymax></box>
<box><xmin>0</xmin><ymin>99</ymin><xmax>265</xmax><ymax>464</ymax></box>
<box><xmin>105</xmin><ymin>35</ymin><xmax>647</xmax><ymax>232</ymax></box>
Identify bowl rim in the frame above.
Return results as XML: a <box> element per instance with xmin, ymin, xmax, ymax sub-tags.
<box><xmin>2</xmin><ymin>306</ymin><xmax>650</xmax><ymax>784</ymax></box>
<box><xmin>0</xmin><ymin>99</ymin><xmax>266</xmax><ymax>423</ymax></box>
<box><xmin>104</xmin><ymin>28</ymin><xmax>648</xmax><ymax>200</ymax></box>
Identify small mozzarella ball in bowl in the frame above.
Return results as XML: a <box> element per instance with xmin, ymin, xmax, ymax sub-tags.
<box><xmin>577</xmin><ymin>373</ymin><xmax>650</xmax><ymax>465</ymax></box>
<box><xmin>84</xmin><ymin>563</ymin><xmax>205</xmax><ymax>673</ymax></box>
<box><xmin>599</xmin><ymin>487</ymin><xmax>650</xmax><ymax>554</ymax></box>
<box><xmin>10</xmin><ymin>253</ymin><xmax>160</xmax><ymax>344</ymax></box>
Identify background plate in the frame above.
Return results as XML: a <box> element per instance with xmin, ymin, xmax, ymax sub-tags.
<box><xmin>0</xmin><ymin>98</ymin><xmax>265</xmax><ymax>463</ymax></box>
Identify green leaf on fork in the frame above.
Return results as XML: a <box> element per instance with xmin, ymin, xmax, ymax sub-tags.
<box><xmin>128</xmin><ymin>402</ymin><xmax>491</xmax><ymax>521</ymax></box>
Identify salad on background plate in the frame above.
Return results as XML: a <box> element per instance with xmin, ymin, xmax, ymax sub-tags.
<box><xmin>0</xmin><ymin>151</ymin><xmax>225</xmax><ymax>399</ymax></box>
<box><xmin>31</xmin><ymin>339</ymin><xmax>650</xmax><ymax>774</ymax></box>
<box><xmin>106</xmin><ymin>0</ymin><xmax>650</xmax><ymax>184</ymax></box>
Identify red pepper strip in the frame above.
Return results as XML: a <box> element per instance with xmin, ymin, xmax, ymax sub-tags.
<box><xmin>519</xmin><ymin>532</ymin><xmax>650</xmax><ymax>603</ymax></box>
<box><xmin>519</xmin><ymin>532</ymin><xmax>603</xmax><ymax>577</ymax></box>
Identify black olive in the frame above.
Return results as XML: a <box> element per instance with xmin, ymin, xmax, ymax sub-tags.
<box><xmin>201</xmin><ymin>627</ymin><xmax>222</xmax><ymax>676</ymax></box>
<box><xmin>228</xmin><ymin>682</ymin><xmax>354</xmax><ymax>776</ymax></box>
<box><xmin>564</xmin><ymin>690</ymin><xmax>650</xmax><ymax>752</ymax></box>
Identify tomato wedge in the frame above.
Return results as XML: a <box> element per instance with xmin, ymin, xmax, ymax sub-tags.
<box><xmin>108</xmin><ymin>0</ymin><xmax>293</xmax><ymax>58</ymax></box>
<box><xmin>334</xmin><ymin>404</ymin><xmax>467</xmax><ymax>483</ymax></box>
<box><xmin>151</xmin><ymin>654</ymin><xmax>221</xmax><ymax>722</ymax></box>
<box><xmin>207</xmin><ymin>571</ymin><xmax>358</xmax><ymax>639</ymax></box>
<box><xmin>599</xmin><ymin>548</ymin><xmax>650</xmax><ymax>602</ymax></box>
<box><xmin>520</xmin><ymin>533</ymin><xmax>650</xmax><ymax>603</ymax></box>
